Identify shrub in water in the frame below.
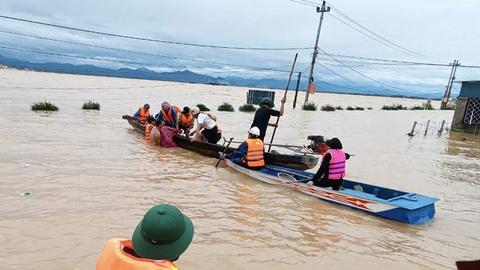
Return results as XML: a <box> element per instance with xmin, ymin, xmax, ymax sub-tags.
<box><xmin>410</xmin><ymin>105</ymin><xmax>425</xmax><ymax>110</ymax></box>
<box><xmin>355</xmin><ymin>106</ymin><xmax>365</xmax><ymax>111</ymax></box>
<box><xmin>367</xmin><ymin>107</ymin><xmax>373</xmax><ymax>110</ymax></box>
<box><xmin>302</xmin><ymin>102</ymin><xmax>317</xmax><ymax>111</ymax></box>
<box><xmin>217</xmin><ymin>102</ymin><xmax>234</xmax><ymax>112</ymax></box>
<box><xmin>197</xmin><ymin>104</ymin><xmax>210</xmax><ymax>111</ymax></box>
<box><xmin>346</xmin><ymin>106</ymin><xmax>355</xmax><ymax>111</ymax></box>
<box><xmin>335</xmin><ymin>106</ymin><xmax>344</xmax><ymax>110</ymax></box>
<box><xmin>423</xmin><ymin>100</ymin><xmax>434</xmax><ymax>110</ymax></box>
<box><xmin>382</xmin><ymin>104</ymin><xmax>407</xmax><ymax>110</ymax></box>
<box><xmin>82</xmin><ymin>100</ymin><xmax>100</xmax><ymax>110</ymax></box>
<box><xmin>321</xmin><ymin>104</ymin><xmax>336</xmax><ymax>111</ymax></box>
<box><xmin>31</xmin><ymin>100</ymin><xmax>58</xmax><ymax>111</ymax></box>
<box><xmin>239</xmin><ymin>103</ymin><xmax>256</xmax><ymax>112</ymax></box>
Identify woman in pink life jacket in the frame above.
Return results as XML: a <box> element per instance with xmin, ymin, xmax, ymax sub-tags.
<box><xmin>308</xmin><ymin>137</ymin><xmax>350</xmax><ymax>190</ymax></box>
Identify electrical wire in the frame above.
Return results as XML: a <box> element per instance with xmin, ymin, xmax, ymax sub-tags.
<box><xmin>0</xmin><ymin>15</ymin><xmax>313</xmax><ymax>51</ymax></box>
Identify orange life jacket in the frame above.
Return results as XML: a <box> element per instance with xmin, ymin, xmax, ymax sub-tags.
<box><xmin>96</xmin><ymin>238</ymin><xmax>178</xmax><ymax>270</ymax></box>
<box><xmin>145</xmin><ymin>124</ymin><xmax>154</xmax><ymax>144</ymax></box>
<box><xmin>161</xmin><ymin>106</ymin><xmax>179</xmax><ymax>126</ymax></box>
<box><xmin>179</xmin><ymin>113</ymin><xmax>193</xmax><ymax>127</ymax></box>
<box><xmin>244</xmin><ymin>138</ymin><xmax>265</xmax><ymax>168</ymax></box>
<box><xmin>139</xmin><ymin>107</ymin><xmax>150</xmax><ymax>124</ymax></box>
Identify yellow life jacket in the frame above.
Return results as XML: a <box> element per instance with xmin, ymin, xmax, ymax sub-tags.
<box><xmin>244</xmin><ymin>138</ymin><xmax>265</xmax><ymax>168</ymax></box>
<box><xmin>96</xmin><ymin>238</ymin><xmax>178</xmax><ymax>270</ymax></box>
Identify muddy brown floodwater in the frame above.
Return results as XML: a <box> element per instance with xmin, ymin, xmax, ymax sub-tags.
<box><xmin>0</xmin><ymin>69</ymin><xmax>479</xmax><ymax>270</ymax></box>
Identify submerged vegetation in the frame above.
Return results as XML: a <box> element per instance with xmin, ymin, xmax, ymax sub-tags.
<box><xmin>302</xmin><ymin>102</ymin><xmax>318</xmax><ymax>111</ymax></box>
<box><xmin>239</xmin><ymin>104</ymin><xmax>256</xmax><ymax>112</ymax></box>
<box><xmin>382</xmin><ymin>104</ymin><xmax>408</xmax><ymax>111</ymax></box>
<box><xmin>321</xmin><ymin>104</ymin><xmax>336</xmax><ymax>112</ymax></box>
<box><xmin>82</xmin><ymin>101</ymin><xmax>100</xmax><ymax>110</ymax></box>
<box><xmin>217</xmin><ymin>102</ymin><xmax>234</xmax><ymax>112</ymax></box>
<box><xmin>410</xmin><ymin>100</ymin><xmax>434</xmax><ymax>110</ymax></box>
<box><xmin>355</xmin><ymin>106</ymin><xmax>365</xmax><ymax>111</ymax></box>
<box><xmin>31</xmin><ymin>100</ymin><xmax>58</xmax><ymax>111</ymax></box>
<box><xmin>335</xmin><ymin>106</ymin><xmax>344</xmax><ymax>110</ymax></box>
<box><xmin>197</xmin><ymin>104</ymin><xmax>210</xmax><ymax>111</ymax></box>
<box><xmin>346</xmin><ymin>106</ymin><xmax>355</xmax><ymax>111</ymax></box>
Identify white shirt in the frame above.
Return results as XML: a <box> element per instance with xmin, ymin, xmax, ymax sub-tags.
<box><xmin>197</xmin><ymin>113</ymin><xmax>216</xmax><ymax>130</ymax></box>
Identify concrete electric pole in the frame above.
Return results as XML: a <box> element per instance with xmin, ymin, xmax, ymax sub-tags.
<box><xmin>304</xmin><ymin>0</ymin><xmax>330</xmax><ymax>105</ymax></box>
<box><xmin>441</xmin><ymin>59</ymin><xmax>459</xmax><ymax>109</ymax></box>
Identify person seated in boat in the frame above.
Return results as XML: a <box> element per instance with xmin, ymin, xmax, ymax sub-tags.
<box><xmin>133</xmin><ymin>103</ymin><xmax>150</xmax><ymax>124</ymax></box>
<box><xmin>251</xmin><ymin>97</ymin><xmax>286</xmax><ymax>141</ymax></box>
<box><xmin>145</xmin><ymin>116</ymin><xmax>157</xmax><ymax>144</ymax></box>
<box><xmin>224</xmin><ymin>127</ymin><xmax>265</xmax><ymax>169</ymax></box>
<box><xmin>155</xmin><ymin>102</ymin><xmax>178</xmax><ymax>128</ymax></box>
<box><xmin>176</xmin><ymin>106</ymin><xmax>195</xmax><ymax>137</ymax></box>
<box><xmin>307</xmin><ymin>137</ymin><xmax>350</xmax><ymax>191</ymax></box>
<box><xmin>190</xmin><ymin>108</ymin><xmax>222</xmax><ymax>144</ymax></box>
<box><xmin>96</xmin><ymin>203</ymin><xmax>194</xmax><ymax>270</ymax></box>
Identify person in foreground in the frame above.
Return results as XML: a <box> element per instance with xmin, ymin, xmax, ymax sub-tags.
<box><xmin>251</xmin><ymin>97</ymin><xmax>286</xmax><ymax>141</ymax></box>
<box><xmin>190</xmin><ymin>109</ymin><xmax>222</xmax><ymax>144</ymax></box>
<box><xmin>134</xmin><ymin>104</ymin><xmax>151</xmax><ymax>124</ymax></box>
<box><xmin>307</xmin><ymin>138</ymin><xmax>350</xmax><ymax>190</ymax></box>
<box><xmin>223</xmin><ymin>126</ymin><xmax>265</xmax><ymax>169</ymax></box>
<box><xmin>96</xmin><ymin>204</ymin><xmax>194</xmax><ymax>270</ymax></box>
<box><xmin>155</xmin><ymin>102</ymin><xmax>178</xmax><ymax>128</ymax></box>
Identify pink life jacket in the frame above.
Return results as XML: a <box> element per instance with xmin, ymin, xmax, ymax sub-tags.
<box><xmin>327</xmin><ymin>149</ymin><xmax>346</xmax><ymax>180</ymax></box>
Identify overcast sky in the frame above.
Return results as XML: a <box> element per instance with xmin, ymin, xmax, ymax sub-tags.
<box><xmin>0</xmin><ymin>0</ymin><xmax>479</xmax><ymax>95</ymax></box>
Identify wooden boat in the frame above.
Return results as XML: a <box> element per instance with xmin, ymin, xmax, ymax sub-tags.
<box><xmin>225</xmin><ymin>160</ymin><xmax>438</xmax><ymax>224</ymax></box>
<box><xmin>122</xmin><ymin>115</ymin><xmax>319</xmax><ymax>170</ymax></box>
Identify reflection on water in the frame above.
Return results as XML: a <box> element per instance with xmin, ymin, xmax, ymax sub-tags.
<box><xmin>0</xmin><ymin>69</ymin><xmax>479</xmax><ymax>270</ymax></box>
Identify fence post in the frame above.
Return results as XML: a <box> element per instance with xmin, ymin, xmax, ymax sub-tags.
<box><xmin>438</xmin><ymin>120</ymin><xmax>446</xmax><ymax>136</ymax></box>
<box><xmin>408</xmin><ymin>121</ymin><xmax>417</xmax><ymax>137</ymax></box>
<box><xmin>424</xmin><ymin>120</ymin><xmax>430</xmax><ymax>136</ymax></box>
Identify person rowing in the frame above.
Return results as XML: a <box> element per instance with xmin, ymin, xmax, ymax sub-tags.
<box><xmin>222</xmin><ymin>127</ymin><xmax>265</xmax><ymax>169</ymax></box>
<box><xmin>155</xmin><ymin>102</ymin><xmax>178</xmax><ymax>128</ymax></box>
<box><xmin>96</xmin><ymin>203</ymin><xmax>194</xmax><ymax>270</ymax></box>
<box><xmin>307</xmin><ymin>138</ymin><xmax>350</xmax><ymax>190</ymax></box>
<box><xmin>133</xmin><ymin>103</ymin><xmax>150</xmax><ymax>124</ymax></box>
<box><xmin>251</xmin><ymin>97</ymin><xmax>286</xmax><ymax>141</ymax></box>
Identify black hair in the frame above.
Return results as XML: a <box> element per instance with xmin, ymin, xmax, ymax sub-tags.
<box><xmin>326</xmin><ymin>138</ymin><xmax>343</xmax><ymax>149</ymax></box>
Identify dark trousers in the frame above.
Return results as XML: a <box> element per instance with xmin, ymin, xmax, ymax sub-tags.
<box><xmin>313</xmin><ymin>178</ymin><xmax>343</xmax><ymax>190</ymax></box>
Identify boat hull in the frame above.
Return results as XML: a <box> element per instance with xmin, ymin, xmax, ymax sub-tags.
<box><xmin>225</xmin><ymin>160</ymin><xmax>438</xmax><ymax>225</ymax></box>
<box><xmin>122</xmin><ymin>115</ymin><xmax>318</xmax><ymax>170</ymax></box>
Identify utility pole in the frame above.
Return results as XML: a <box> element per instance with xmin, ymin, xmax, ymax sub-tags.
<box><xmin>441</xmin><ymin>59</ymin><xmax>459</xmax><ymax>109</ymax></box>
<box><xmin>304</xmin><ymin>0</ymin><xmax>330</xmax><ymax>105</ymax></box>
<box><xmin>293</xmin><ymin>72</ymin><xmax>302</xmax><ymax>109</ymax></box>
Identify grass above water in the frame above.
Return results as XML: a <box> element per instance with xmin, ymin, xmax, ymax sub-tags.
<box><xmin>31</xmin><ymin>100</ymin><xmax>58</xmax><ymax>111</ymax></box>
<box><xmin>82</xmin><ymin>101</ymin><xmax>100</xmax><ymax>110</ymax></box>
<box><xmin>302</xmin><ymin>102</ymin><xmax>318</xmax><ymax>111</ymax></box>
<box><xmin>382</xmin><ymin>104</ymin><xmax>408</xmax><ymax>110</ymax></box>
<box><xmin>217</xmin><ymin>102</ymin><xmax>234</xmax><ymax>112</ymax></box>
<box><xmin>239</xmin><ymin>104</ymin><xmax>256</xmax><ymax>112</ymax></box>
<box><xmin>197</xmin><ymin>104</ymin><xmax>210</xmax><ymax>111</ymax></box>
<box><xmin>321</xmin><ymin>104</ymin><xmax>336</xmax><ymax>112</ymax></box>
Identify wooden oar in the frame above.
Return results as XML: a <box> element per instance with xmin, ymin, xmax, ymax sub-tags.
<box><xmin>268</xmin><ymin>53</ymin><xmax>298</xmax><ymax>152</ymax></box>
<box><xmin>215</xmin><ymin>137</ymin><xmax>234</xmax><ymax>168</ymax></box>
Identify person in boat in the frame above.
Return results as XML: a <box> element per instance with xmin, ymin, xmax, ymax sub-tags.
<box><xmin>145</xmin><ymin>116</ymin><xmax>157</xmax><ymax>144</ymax></box>
<box><xmin>155</xmin><ymin>102</ymin><xmax>178</xmax><ymax>128</ymax></box>
<box><xmin>224</xmin><ymin>126</ymin><xmax>265</xmax><ymax>169</ymax></box>
<box><xmin>190</xmin><ymin>108</ymin><xmax>222</xmax><ymax>144</ymax></box>
<box><xmin>133</xmin><ymin>103</ymin><xmax>150</xmax><ymax>124</ymax></box>
<box><xmin>176</xmin><ymin>106</ymin><xmax>195</xmax><ymax>137</ymax></box>
<box><xmin>96</xmin><ymin>203</ymin><xmax>194</xmax><ymax>270</ymax></box>
<box><xmin>307</xmin><ymin>137</ymin><xmax>350</xmax><ymax>191</ymax></box>
<box><xmin>251</xmin><ymin>97</ymin><xmax>286</xmax><ymax>141</ymax></box>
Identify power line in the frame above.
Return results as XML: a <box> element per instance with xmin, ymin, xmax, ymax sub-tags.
<box><xmin>318</xmin><ymin>48</ymin><xmax>413</xmax><ymax>92</ymax></box>
<box><xmin>0</xmin><ymin>15</ymin><xmax>313</xmax><ymax>51</ymax></box>
<box><xmin>0</xmin><ymin>30</ymin><xmax>291</xmax><ymax>73</ymax></box>
<box><xmin>316</xmin><ymin>61</ymin><xmax>356</xmax><ymax>84</ymax></box>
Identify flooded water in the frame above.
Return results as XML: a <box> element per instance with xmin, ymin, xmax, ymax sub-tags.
<box><xmin>0</xmin><ymin>69</ymin><xmax>479</xmax><ymax>270</ymax></box>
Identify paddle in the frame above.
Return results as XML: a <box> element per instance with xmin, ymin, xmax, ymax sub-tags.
<box><xmin>268</xmin><ymin>53</ymin><xmax>298</xmax><ymax>152</ymax></box>
<box><xmin>215</xmin><ymin>137</ymin><xmax>234</xmax><ymax>168</ymax></box>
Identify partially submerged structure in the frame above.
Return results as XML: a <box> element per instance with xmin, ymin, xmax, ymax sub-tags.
<box><xmin>451</xmin><ymin>81</ymin><xmax>480</xmax><ymax>133</ymax></box>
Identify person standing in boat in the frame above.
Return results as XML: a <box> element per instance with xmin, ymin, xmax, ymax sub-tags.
<box><xmin>155</xmin><ymin>102</ymin><xmax>178</xmax><ymax>128</ymax></box>
<box><xmin>176</xmin><ymin>107</ymin><xmax>195</xmax><ymax>137</ymax></box>
<box><xmin>251</xmin><ymin>97</ymin><xmax>286</xmax><ymax>141</ymax></box>
<box><xmin>96</xmin><ymin>203</ymin><xmax>194</xmax><ymax>270</ymax></box>
<box><xmin>307</xmin><ymin>138</ymin><xmax>350</xmax><ymax>190</ymax></box>
<box><xmin>223</xmin><ymin>127</ymin><xmax>265</xmax><ymax>169</ymax></box>
<box><xmin>133</xmin><ymin>103</ymin><xmax>150</xmax><ymax>124</ymax></box>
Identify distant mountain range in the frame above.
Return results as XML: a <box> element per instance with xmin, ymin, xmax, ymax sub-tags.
<box><xmin>0</xmin><ymin>54</ymin><xmax>439</xmax><ymax>99</ymax></box>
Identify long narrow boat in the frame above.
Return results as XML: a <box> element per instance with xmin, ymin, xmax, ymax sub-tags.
<box><xmin>122</xmin><ymin>115</ymin><xmax>319</xmax><ymax>170</ymax></box>
<box><xmin>225</xmin><ymin>160</ymin><xmax>438</xmax><ymax>224</ymax></box>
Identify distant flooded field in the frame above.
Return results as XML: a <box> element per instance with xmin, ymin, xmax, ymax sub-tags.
<box><xmin>0</xmin><ymin>69</ymin><xmax>479</xmax><ymax>270</ymax></box>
